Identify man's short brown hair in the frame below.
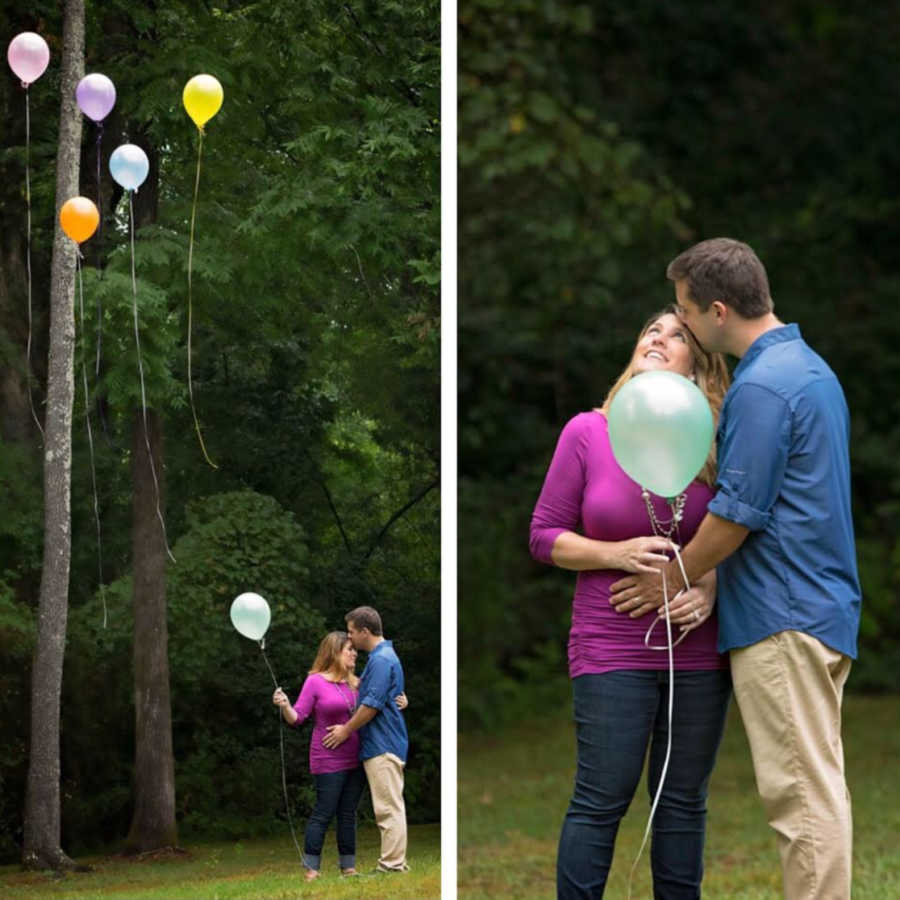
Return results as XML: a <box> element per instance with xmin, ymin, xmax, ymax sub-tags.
<box><xmin>345</xmin><ymin>605</ymin><xmax>383</xmax><ymax>636</ymax></box>
<box><xmin>667</xmin><ymin>237</ymin><xmax>773</xmax><ymax>318</ymax></box>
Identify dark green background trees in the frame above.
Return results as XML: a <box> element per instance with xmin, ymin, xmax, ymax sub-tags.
<box><xmin>459</xmin><ymin>0</ymin><xmax>900</xmax><ymax>728</ymax></box>
<box><xmin>0</xmin><ymin>0</ymin><xmax>438</xmax><ymax>860</ymax></box>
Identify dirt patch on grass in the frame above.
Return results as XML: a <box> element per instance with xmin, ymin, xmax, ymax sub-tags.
<box><xmin>120</xmin><ymin>846</ymin><xmax>193</xmax><ymax>864</ymax></box>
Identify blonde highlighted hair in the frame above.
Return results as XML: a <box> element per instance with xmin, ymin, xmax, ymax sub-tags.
<box><xmin>600</xmin><ymin>306</ymin><xmax>730</xmax><ymax>487</ymax></box>
<box><xmin>309</xmin><ymin>631</ymin><xmax>359</xmax><ymax>688</ymax></box>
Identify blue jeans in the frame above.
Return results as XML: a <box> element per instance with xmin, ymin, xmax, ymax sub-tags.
<box><xmin>557</xmin><ymin>669</ymin><xmax>731</xmax><ymax>900</ymax></box>
<box><xmin>303</xmin><ymin>766</ymin><xmax>366</xmax><ymax>871</ymax></box>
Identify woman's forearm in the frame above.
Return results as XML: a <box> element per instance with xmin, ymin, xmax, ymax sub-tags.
<box><xmin>550</xmin><ymin>531</ymin><xmax>624</xmax><ymax>571</ymax></box>
<box><xmin>551</xmin><ymin>530</ymin><xmax>679</xmax><ymax>575</ymax></box>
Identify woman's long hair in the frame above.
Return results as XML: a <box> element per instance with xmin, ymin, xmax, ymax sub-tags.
<box><xmin>309</xmin><ymin>631</ymin><xmax>359</xmax><ymax>689</ymax></box>
<box><xmin>599</xmin><ymin>305</ymin><xmax>730</xmax><ymax>487</ymax></box>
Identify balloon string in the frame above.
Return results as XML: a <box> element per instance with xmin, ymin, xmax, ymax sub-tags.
<box><xmin>129</xmin><ymin>193</ymin><xmax>176</xmax><ymax>564</ymax></box>
<box><xmin>186</xmin><ymin>130</ymin><xmax>217</xmax><ymax>469</ymax></box>
<box><xmin>258</xmin><ymin>642</ymin><xmax>305</xmax><ymax>867</ymax></box>
<box><xmin>95</xmin><ymin>123</ymin><xmax>104</xmax><ymax>371</ymax></box>
<box><xmin>24</xmin><ymin>87</ymin><xmax>44</xmax><ymax>442</ymax></box>
<box><xmin>627</xmin><ymin>551</ymin><xmax>683</xmax><ymax>900</ymax></box>
<box><xmin>76</xmin><ymin>254</ymin><xmax>106</xmax><ymax>628</ymax></box>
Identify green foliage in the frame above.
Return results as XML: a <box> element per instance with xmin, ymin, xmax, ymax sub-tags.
<box><xmin>60</xmin><ymin>490</ymin><xmax>324</xmax><ymax>851</ymax></box>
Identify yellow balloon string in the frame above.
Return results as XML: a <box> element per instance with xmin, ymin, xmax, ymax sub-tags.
<box><xmin>129</xmin><ymin>193</ymin><xmax>176</xmax><ymax>564</ymax></box>
<box><xmin>24</xmin><ymin>87</ymin><xmax>44</xmax><ymax>441</ymax></box>
<box><xmin>187</xmin><ymin>128</ymin><xmax>218</xmax><ymax>469</ymax></box>
<box><xmin>76</xmin><ymin>252</ymin><xmax>106</xmax><ymax>627</ymax></box>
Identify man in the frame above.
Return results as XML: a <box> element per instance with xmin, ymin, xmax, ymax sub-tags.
<box><xmin>609</xmin><ymin>238</ymin><xmax>861</xmax><ymax>899</ymax></box>
<box><xmin>323</xmin><ymin>605</ymin><xmax>409</xmax><ymax>873</ymax></box>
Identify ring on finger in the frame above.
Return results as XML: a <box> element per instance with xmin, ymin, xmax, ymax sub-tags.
<box><xmin>692</xmin><ymin>609</ymin><xmax>701</xmax><ymax>621</ymax></box>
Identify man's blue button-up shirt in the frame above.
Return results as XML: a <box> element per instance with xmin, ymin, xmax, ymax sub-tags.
<box><xmin>358</xmin><ymin>640</ymin><xmax>409</xmax><ymax>762</ymax></box>
<box><xmin>707</xmin><ymin>324</ymin><xmax>861</xmax><ymax>657</ymax></box>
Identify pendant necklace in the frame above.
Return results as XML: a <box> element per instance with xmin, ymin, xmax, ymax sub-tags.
<box><xmin>642</xmin><ymin>488</ymin><xmax>689</xmax><ymax>650</ymax></box>
<box><xmin>334</xmin><ymin>679</ymin><xmax>357</xmax><ymax>717</ymax></box>
<box><xmin>641</xmin><ymin>488</ymin><xmax>686</xmax><ymax>543</ymax></box>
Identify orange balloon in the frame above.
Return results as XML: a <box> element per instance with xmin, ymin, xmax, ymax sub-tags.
<box><xmin>59</xmin><ymin>196</ymin><xmax>100</xmax><ymax>243</ymax></box>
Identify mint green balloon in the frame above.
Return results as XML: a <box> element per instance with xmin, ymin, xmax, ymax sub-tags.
<box><xmin>607</xmin><ymin>370</ymin><xmax>714</xmax><ymax>498</ymax></box>
<box><xmin>230</xmin><ymin>592</ymin><xmax>271</xmax><ymax>641</ymax></box>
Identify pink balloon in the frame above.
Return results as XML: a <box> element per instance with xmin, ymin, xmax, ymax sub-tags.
<box><xmin>76</xmin><ymin>73</ymin><xmax>116</xmax><ymax>122</ymax></box>
<box><xmin>7</xmin><ymin>32</ymin><xmax>50</xmax><ymax>86</ymax></box>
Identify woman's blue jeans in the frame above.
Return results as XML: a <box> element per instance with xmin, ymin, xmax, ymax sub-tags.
<box><xmin>303</xmin><ymin>765</ymin><xmax>366</xmax><ymax>871</ymax></box>
<box><xmin>557</xmin><ymin>669</ymin><xmax>731</xmax><ymax>899</ymax></box>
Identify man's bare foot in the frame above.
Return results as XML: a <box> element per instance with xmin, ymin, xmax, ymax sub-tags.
<box><xmin>305</xmin><ymin>868</ymin><xmax>320</xmax><ymax>881</ymax></box>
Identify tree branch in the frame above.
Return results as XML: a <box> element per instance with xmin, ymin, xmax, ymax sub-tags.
<box><xmin>303</xmin><ymin>449</ymin><xmax>354</xmax><ymax>556</ymax></box>
<box><xmin>362</xmin><ymin>478</ymin><xmax>438</xmax><ymax>563</ymax></box>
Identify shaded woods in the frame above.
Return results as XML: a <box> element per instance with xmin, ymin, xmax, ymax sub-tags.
<box><xmin>459</xmin><ymin>0</ymin><xmax>900</xmax><ymax>728</ymax></box>
<box><xmin>0</xmin><ymin>0</ymin><xmax>438</xmax><ymax>862</ymax></box>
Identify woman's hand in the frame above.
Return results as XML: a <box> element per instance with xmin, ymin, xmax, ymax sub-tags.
<box><xmin>661</xmin><ymin>571</ymin><xmax>716</xmax><ymax>632</ymax></box>
<box><xmin>395</xmin><ymin>692</ymin><xmax>408</xmax><ymax>710</ymax></box>
<box><xmin>273</xmin><ymin>687</ymin><xmax>290</xmax><ymax>708</ymax></box>
<box><xmin>613</xmin><ymin>536</ymin><xmax>677</xmax><ymax>574</ymax></box>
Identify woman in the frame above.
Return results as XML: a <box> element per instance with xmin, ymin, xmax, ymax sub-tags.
<box><xmin>529</xmin><ymin>308</ymin><xmax>732</xmax><ymax>899</ymax></box>
<box><xmin>272</xmin><ymin>631</ymin><xmax>407</xmax><ymax>881</ymax></box>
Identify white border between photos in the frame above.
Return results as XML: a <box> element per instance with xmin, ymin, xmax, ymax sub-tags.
<box><xmin>440</xmin><ymin>0</ymin><xmax>457</xmax><ymax>895</ymax></box>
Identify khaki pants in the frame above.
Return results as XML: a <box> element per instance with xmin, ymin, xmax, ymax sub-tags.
<box><xmin>731</xmin><ymin>630</ymin><xmax>852</xmax><ymax>900</ymax></box>
<box><xmin>363</xmin><ymin>752</ymin><xmax>408</xmax><ymax>870</ymax></box>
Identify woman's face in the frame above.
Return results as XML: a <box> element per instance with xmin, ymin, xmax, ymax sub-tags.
<box><xmin>340</xmin><ymin>641</ymin><xmax>358</xmax><ymax>672</ymax></box>
<box><xmin>630</xmin><ymin>313</ymin><xmax>694</xmax><ymax>379</ymax></box>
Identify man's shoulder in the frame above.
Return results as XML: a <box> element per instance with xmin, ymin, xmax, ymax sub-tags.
<box><xmin>375</xmin><ymin>641</ymin><xmax>402</xmax><ymax>667</ymax></box>
<box><xmin>738</xmin><ymin>339</ymin><xmax>839</xmax><ymax>399</ymax></box>
<box><xmin>365</xmin><ymin>642</ymin><xmax>401</xmax><ymax>671</ymax></box>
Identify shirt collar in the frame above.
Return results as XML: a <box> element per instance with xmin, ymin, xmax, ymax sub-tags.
<box><xmin>370</xmin><ymin>639</ymin><xmax>392</xmax><ymax>656</ymax></box>
<box><xmin>733</xmin><ymin>323</ymin><xmax>801</xmax><ymax>379</ymax></box>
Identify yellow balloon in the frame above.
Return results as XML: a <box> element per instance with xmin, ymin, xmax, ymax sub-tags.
<box><xmin>182</xmin><ymin>74</ymin><xmax>223</xmax><ymax>130</ymax></box>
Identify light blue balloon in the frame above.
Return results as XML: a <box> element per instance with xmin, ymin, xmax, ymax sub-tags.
<box><xmin>109</xmin><ymin>143</ymin><xmax>149</xmax><ymax>191</ymax></box>
<box><xmin>607</xmin><ymin>370</ymin><xmax>714</xmax><ymax>498</ymax></box>
<box><xmin>230</xmin><ymin>592</ymin><xmax>271</xmax><ymax>641</ymax></box>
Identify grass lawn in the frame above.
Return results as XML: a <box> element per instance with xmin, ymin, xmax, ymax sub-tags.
<box><xmin>0</xmin><ymin>823</ymin><xmax>439</xmax><ymax>900</ymax></box>
<box><xmin>459</xmin><ymin>693</ymin><xmax>900</xmax><ymax>899</ymax></box>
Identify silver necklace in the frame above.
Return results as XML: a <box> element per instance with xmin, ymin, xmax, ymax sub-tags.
<box><xmin>333</xmin><ymin>680</ymin><xmax>357</xmax><ymax>717</ymax></box>
<box><xmin>641</xmin><ymin>489</ymin><xmax>686</xmax><ymax>542</ymax></box>
<box><xmin>642</xmin><ymin>488</ymin><xmax>690</xmax><ymax>650</ymax></box>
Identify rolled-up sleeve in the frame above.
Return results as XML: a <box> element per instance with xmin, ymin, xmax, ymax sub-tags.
<box><xmin>529</xmin><ymin>415</ymin><xmax>589</xmax><ymax>564</ymax></box>
<box><xmin>708</xmin><ymin>383</ymin><xmax>791</xmax><ymax>532</ymax></box>
<box><xmin>359</xmin><ymin>657</ymin><xmax>390</xmax><ymax>710</ymax></box>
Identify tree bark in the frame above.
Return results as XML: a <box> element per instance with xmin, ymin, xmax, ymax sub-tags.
<box><xmin>124</xmin><ymin>407</ymin><xmax>177</xmax><ymax>852</ymax></box>
<box><xmin>22</xmin><ymin>0</ymin><xmax>84</xmax><ymax>872</ymax></box>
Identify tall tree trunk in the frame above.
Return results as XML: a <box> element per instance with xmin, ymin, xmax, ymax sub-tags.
<box><xmin>124</xmin><ymin>407</ymin><xmax>177</xmax><ymax>852</ymax></box>
<box><xmin>22</xmin><ymin>0</ymin><xmax>84</xmax><ymax>872</ymax></box>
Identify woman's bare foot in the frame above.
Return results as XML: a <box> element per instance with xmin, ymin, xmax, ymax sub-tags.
<box><xmin>305</xmin><ymin>868</ymin><xmax>320</xmax><ymax>881</ymax></box>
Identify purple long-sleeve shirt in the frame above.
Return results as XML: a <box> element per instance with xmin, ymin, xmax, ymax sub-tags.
<box><xmin>290</xmin><ymin>673</ymin><xmax>361</xmax><ymax>774</ymax></box>
<box><xmin>530</xmin><ymin>412</ymin><xmax>727</xmax><ymax>678</ymax></box>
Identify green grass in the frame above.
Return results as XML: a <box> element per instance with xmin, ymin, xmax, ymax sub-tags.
<box><xmin>0</xmin><ymin>823</ymin><xmax>439</xmax><ymax>899</ymax></box>
<box><xmin>459</xmin><ymin>693</ymin><xmax>900</xmax><ymax>899</ymax></box>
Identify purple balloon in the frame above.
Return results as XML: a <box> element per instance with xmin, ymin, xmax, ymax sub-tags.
<box><xmin>76</xmin><ymin>73</ymin><xmax>116</xmax><ymax>122</ymax></box>
<box><xmin>8</xmin><ymin>32</ymin><xmax>50</xmax><ymax>86</ymax></box>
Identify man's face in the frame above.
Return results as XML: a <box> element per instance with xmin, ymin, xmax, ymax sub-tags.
<box><xmin>346</xmin><ymin>621</ymin><xmax>367</xmax><ymax>649</ymax></box>
<box><xmin>674</xmin><ymin>280</ymin><xmax>719</xmax><ymax>352</ymax></box>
